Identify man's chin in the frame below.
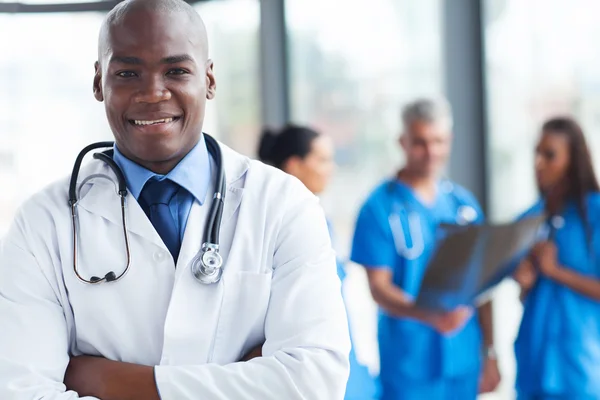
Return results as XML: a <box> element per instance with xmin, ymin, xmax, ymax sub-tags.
<box><xmin>414</xmin><ymin>166</ymin><xmax>442</xmax><ymax>178</ymax></box>
<box><xmin>119</xmin><ymin>137</ymin><xmax>182</xmax><ymax>166</ymax></box>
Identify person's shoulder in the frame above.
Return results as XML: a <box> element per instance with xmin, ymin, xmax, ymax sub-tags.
<box><xmin>250</xmin><ymin>158</ymin><xmax>314</xmax><ymax>202</ymax></box>
<box><xmin>21</xmin><ymin>174</ymin><xmax>71</xmax><ymax>214</ymax></box>
<box><xmin>7</xmin><ymin>171</ymin><xmax>74</xmax><ymax>244</ymax></box>
<box><xmin>586</xmin><ymin>191</ymin><xmax>600</xmax><ymax>208</ymax></box>
<box><xmin>361</xmin><ymin>179</ymin><xmax>393</xmax><ymax>207</ymax></box>
<box><xmin>446</xmin><ymin>181</ymin><xmax>481</xmax><ymax>207</ymax></box>
<box><xmin>15</xmin><ymin>155</ymin><xmax>108</xmax><ymax>223</ymax></box>
<box><xmin>585</xmin><ymin>191</ymin><xmax>600</xmax><ymax>222</ymax></box>
<box><xmin>220</xmin><ymin>141</ymin><xmax>317</xmax><ymax>207</ymax></box>
<box><xmin>219</xmin><ymin>140</ymin><xmax>295</xmax><ymax>189</ymax></box>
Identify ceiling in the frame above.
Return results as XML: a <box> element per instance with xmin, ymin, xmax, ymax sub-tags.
<box><xmin>0</xmin><ymin>0</ymin><xmax>208</xmax><ymax>13</ymax></box>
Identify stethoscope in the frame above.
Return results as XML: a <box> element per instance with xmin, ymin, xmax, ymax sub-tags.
<box><xmin>387</xmin><ymin>180</ymin><xmax>478</xmax><ymax>260</ymax></box>
<box><xmin>68</xmin><ymin>133</ymin><xmax>227</xmax><ymax>285</ymax></box>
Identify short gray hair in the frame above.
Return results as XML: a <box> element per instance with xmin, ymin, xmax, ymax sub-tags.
<box><xmin>401</xmin><ymin>97</ymin><xmax>453</xmax><ymax>131</ymax></box>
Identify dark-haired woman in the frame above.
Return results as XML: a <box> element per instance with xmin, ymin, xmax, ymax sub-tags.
<box><xmin>258</xmin><ymin>125</ymin><xmax>379</xmax><ymax>400</ymax></box>
<box><xmin>513</xmin><ymin>117</ymin><xmax>600</xmax><ymax>399</ymax></box>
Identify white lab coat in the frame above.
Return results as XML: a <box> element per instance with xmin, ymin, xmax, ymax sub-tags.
<box><xmin>0</xmin><ymin>141</ymin><xmax>350</xmax><ymax>399</ymax></box>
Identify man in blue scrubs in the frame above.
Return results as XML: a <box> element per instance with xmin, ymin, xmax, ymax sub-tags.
<box><xmin>351</xmin><ymin>98</ymin><xmax>500</xmax><ymax>399</ymax></box>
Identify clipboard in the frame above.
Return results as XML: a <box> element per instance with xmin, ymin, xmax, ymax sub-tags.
<box><xmin>415</xmin><ymin>215</ymin><xmax>546</xmax><ymax>311</ymax></box>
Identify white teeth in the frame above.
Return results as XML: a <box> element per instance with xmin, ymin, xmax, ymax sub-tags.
<box><xmin>133</xmin><ymin>118</ymin><xmax>174</xmax><ymax>126</ymax></box>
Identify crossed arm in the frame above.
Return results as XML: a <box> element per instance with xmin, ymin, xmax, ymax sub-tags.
<box><xmin>63</xmin><ymin>346</ymin><xmax>261</xmax><ymax>400</ymax></box>
<box><xmin>0</xmin><ymin>187</ymin><xmax>350</xmax><ymax>400</ymax></box>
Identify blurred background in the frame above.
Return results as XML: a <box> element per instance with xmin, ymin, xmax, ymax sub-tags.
<box><xmin>2</xmin><ymin>0</ymin><xmax>600</xmax><ymax>398</ymax></box>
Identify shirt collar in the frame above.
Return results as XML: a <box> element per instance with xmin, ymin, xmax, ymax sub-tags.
<box><xmin>112</xmin><ymin>134</ymin><xmax>211</xmax><ymax>205</ymax></box>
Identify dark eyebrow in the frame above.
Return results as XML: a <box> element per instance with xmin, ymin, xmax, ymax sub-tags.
<box><xmin>108</xmin><ymin>55</ymin><xmax>194</xmax><ymax>66</ymax></box>
<box><xmin>109</xmin><ymin>56</ymin><xmax>144</xmax><ymax>65</ymax></box>
<box><xmin>160</xmin><ymin>54</ymin><xmax>195</xmax><ymax>64</ymax></box>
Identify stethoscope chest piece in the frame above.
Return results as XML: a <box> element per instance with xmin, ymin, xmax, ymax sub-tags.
<box><xmin>550</xmin><ymin>215</ymin><xmax>565</xmax><ymax>230</ymax></box>
<box><xmin>457</xmin><ymin>205</ymin><xmax>478</xmax><ymax>225</ymax></box>
<box><xmin>191</xmin><ymin>243</ymin><xmax>223</xmax><ymax>284</ymax></box>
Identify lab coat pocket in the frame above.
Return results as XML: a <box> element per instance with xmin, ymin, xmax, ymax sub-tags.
<box><xmin>209</xmin><ymin>270</ymin><xmax>273</xmax><ymax>364</ymax></box>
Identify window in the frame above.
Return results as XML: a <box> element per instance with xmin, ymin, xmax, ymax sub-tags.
<box><xmin>0</xmin><ymin>0</ymin><xmax>260</xmax><ymax>234</ymax></box>
<box><xmin>485</xmin><ymin>0</ymin><xmax>600</xmax><ymax>222</ymax></box>
<box><xmin>194</xmin><ymin>0</ymin><xmax>260</xmax><ymax>156</ymax></box>
<box><xmin>287</xmin><ymin>0</ymin><xmax>443</xmax><ymax>372</ymax></box>
<box><xmin>287</xmin><ymin>0</ymin><xmax>443</xmax><ymax>246</ymax></box>
<box><xmin>0</xmin><ymin>11</ymin><xmax>108</xmax><ymax>234</ymax></box>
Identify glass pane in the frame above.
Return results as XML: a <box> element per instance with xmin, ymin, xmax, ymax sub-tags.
<box><xmin>287</xmin><ymin>0</ymin><xmax>443</xmax><ymax>240</ymax></box>
<box><xmin>194</xmin><ymin>0</ymin><xmax>260</xmax><ymax>156</ymax></box>
<box><xmin>287</xmin><ymin>0</ymin><xmax>443</xmax><ymax>373</ymax></box>
<box><xmin>485</xmin><ymin>0</ymin><xmax>600</xmax><ymax>222</ymax></box>
<box><xmin>0</xmin><ymin>11</ymin><xmax>108</xmax><ymax>234</ymax></box>
<box><xmin>0</xmin><ymin>0</ymin><xmax>259</xmax><ymax>234</ymax></box>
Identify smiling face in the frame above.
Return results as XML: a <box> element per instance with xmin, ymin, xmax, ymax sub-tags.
<box><xmin>93</xmin><ymin>7</ymin><xmax>216</xmax><ymax>173</ymax></box>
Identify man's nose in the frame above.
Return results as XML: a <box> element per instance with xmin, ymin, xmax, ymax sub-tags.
<box><xmin>534</xmin><ymin>154</ymin><xmax>544</xmax><ymax>170</ymax></box>
<box><xmin>423</xmin><ymin>144</ymin><xmax>433</xmax><ymax>158</ymax></box>
<box><xmin>134</xmin><ymin>76</ymin><xmax>171</xmax><ymax>103</ymax></box>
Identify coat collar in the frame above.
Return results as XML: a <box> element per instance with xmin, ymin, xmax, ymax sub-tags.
<box><xmin>75</xmin><ymin>140</ymin><xmax>249</xmax><ymax>246</ymax></box>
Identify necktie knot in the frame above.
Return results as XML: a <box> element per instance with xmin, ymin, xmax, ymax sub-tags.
<box><xmin>141</xmin><ymin>179</ymin><xmax>180</xmax><ymax>206</ymax></box>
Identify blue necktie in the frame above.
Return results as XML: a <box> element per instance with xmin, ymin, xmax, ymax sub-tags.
<box><xmin>140</xmin><ymin>179</ymin><xmax>181</xmax><ymax>262</ymax></box>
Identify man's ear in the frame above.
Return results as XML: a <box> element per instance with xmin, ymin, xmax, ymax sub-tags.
<box><xmin>205</xmin><ymin>59</ymin><xmax>216</xmax><ymax>100</ymax></box>
<box><xmin>93</xmin><ymin>61</ymin><xmax>104</xmax><ymax>102</ymax></box>
<box><xmin>399</xmin><ymin>133</ymin><xmax>407</xmax><ymax>150</ymax></box>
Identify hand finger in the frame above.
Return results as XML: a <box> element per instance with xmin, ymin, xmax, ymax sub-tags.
<box><xmin>456</xmin><ymin>306</ymin><xmax>474</xmax><ymax>319</ymax></box>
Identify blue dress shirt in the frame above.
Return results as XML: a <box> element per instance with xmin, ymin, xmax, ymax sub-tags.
<box><xmin>112</xmin><ymin>134</ymin><xmax>212</xmax><ymax>242</ymax></box>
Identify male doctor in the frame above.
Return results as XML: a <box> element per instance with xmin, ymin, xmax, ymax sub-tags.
<box><xmin>0</xmin><ymin>1</ymin><xmax>350</xmax><ymax>399</ymax></box>
<box><xmin>351</xmin><ymin>98</ymin><xmax>500</xmax><ymax>399</ymax></box>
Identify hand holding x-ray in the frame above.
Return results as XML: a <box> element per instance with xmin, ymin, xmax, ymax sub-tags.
<box><xmin>424</xmin><ymin>306</ymin><xmax>474</xmax><ymax>334</ymax></box>
<box><xmin>415</xmin><ymin>215</ymin><xmax>546</xmax><ymax>311</ymax></box>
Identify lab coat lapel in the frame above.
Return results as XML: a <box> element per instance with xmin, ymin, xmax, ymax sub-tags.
<box><xmin>220</xmin><ymin>141</ymin><xmax>248</xmax><ymax>226</ymax></box>
<box><xmin>176</xmin><ymin>141</ymin><xmax>247</xmax><ymax>271</ymax></box>
<box><xmin>76</xmin><ymin>160</ymin><xmax>165</xmax><ymax>248</ymax></box>
<box><xmin>166</xmin><ymin>142</ymin><xmax>247</xmax><ymax>363</ymax></box>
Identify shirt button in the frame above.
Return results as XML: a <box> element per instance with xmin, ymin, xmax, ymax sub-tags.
<box><xmin>154</xmin><ymin>251</ymin><xmax>167</xmax><ymax>263</ymax></box>
<box><xmin>551</xmin><ymin>215</ymin><xmax>565</xmax><ymax>230</ymax></box>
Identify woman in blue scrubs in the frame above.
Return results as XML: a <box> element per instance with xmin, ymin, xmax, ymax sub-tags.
<box><xmin>513</xmin><ymin>117</ymin><xmax>600</xmax><ymax>399</ymax></box>
<box><xmin>351</xmin><ymin>98</ymin><xmax>500</xmax><ymax>400</ymax></box>
<box><xmin>258</xmin><ymin>124</ymin><xmax>380</xmax><ymax>400</ymax></box>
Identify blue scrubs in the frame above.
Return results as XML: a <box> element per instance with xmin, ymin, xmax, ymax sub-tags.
<box><xmin>328</xmin><ymin>221</ymin><xmax>380</xmax><ymax>400</ymax></box>
<box><xmin>515</xmin><ymin>193</ymin><xmax>600</xmax><ymax>400</ymax></box>
<box><xmin>350</xmin><ymin>179</ymin><xmax>483</xmax><ymax>400</ymax></box>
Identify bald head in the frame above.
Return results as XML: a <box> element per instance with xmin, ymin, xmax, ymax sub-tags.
<box><xmin>98</xmin><ymin>0</ymin><xmax>208</xmax><ymax>63</ymax></box>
